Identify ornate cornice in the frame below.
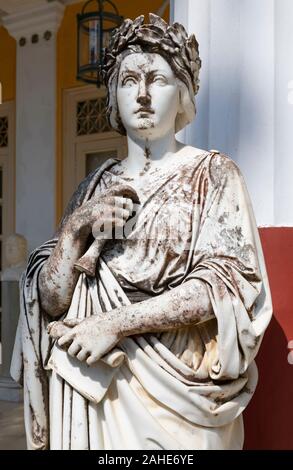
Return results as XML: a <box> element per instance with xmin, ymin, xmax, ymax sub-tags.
<box><xmin>2</xmin><ymin>1</ymin><xmax>65</xmax><ymax>40</ymax></box>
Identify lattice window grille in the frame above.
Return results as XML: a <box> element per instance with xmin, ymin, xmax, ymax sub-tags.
<box><xmin>0</xmin><ymin>117</ymin><xmax>8</xmax><ymax>148</ymax></box>
<box><xmin>76</xmin><ymin>98</ymin><xmax>111</xmax><ymax>136</ymax></box>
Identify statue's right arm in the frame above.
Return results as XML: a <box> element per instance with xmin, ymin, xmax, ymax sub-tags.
<box><xmin>38</xmin><ymin>189</ymin><xmax>133</xmax><ymax>318</ymax></box>
<box><xmin>38</xmin><ymin>215</ymin><xmax>90</xmax><ymax>318</ymax></box>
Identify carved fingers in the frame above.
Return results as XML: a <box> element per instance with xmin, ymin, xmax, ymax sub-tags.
<box><xmin>47</xmin><ymin>320</ymin><xmax>77</xmax><ymax>348</ymax></box>
<box><xmin>85</xmin><ymin>334</ymin><xmax>119</xmax><ymax>366</ymax></box>
<box><xmin>47</xmin><ymin>321</ymin><xmax>72</xmax><ymax>339</ymax></box>
<box><xmin>67</xmin><ymin>341</ymin><xmax>82</xmax><ymax>356</ymax></box>
<box><xmin>76</xmin><ymin>349</ymin><xmax>91</xmax><ymax>362</ymax></box>
<box><xmin>72</xmin><ymin>195</ymin><xmax>136</xmax><ymax>238</ymax></box>
<box><xmin>62</xmin><ymin>318</ymin><xmax>83</xmax><ymax>327</ymax></box>
<box><xmin>103</xmin><ymin>184</ymin><xmax>140</xmax><ymax>204</ymax></box>
<box><xmin>91</xmin><ymin>184</ymin><xmax>139</xmax><ymax>224</ymax></box>
<box><xmin>86</xmin><ymin>353</ymin><xmax>100</xmax><ymax>366</ymax></box>
<box><xmin>48</xmin><ymin>316</ymin><xmax>122</xmax><ymax>366</ymax></box>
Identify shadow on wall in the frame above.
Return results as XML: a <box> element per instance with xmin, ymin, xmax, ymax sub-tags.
<box><xmin>244</xmin><ymin>228</ymin><xmax>293</xmax><ymax>450</ymax></box>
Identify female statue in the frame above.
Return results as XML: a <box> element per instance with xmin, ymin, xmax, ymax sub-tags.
<box><xmin>11</xmin><ymin>14</ymin><xmax>272</xmax><ymax>450</ymax></box>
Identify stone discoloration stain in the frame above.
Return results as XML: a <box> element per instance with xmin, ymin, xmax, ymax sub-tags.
<box><xmin>29</xmin><ymin>403</ymin><xmax>47</xmax><ymax>448</ymax></box>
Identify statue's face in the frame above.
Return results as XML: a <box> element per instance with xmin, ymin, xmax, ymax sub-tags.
<box><xmin>117</xmin><ymin>52</ymin><xmax>181</xmax><ymax>139</ymax></box>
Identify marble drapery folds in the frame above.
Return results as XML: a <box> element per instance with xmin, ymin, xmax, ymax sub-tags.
<box><xmin>11</xmin><ymin>150</ymin><xmax>272</xmax><ymax>449</ymax></box>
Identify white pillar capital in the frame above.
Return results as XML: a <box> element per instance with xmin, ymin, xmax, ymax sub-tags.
<box><xmin>2</xmin><ymin>1</ymin><xmax>65</xmax><ymax>41</ymax></box>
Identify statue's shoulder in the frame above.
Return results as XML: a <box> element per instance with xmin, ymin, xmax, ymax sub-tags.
<box><xmin>185</xmin><ymin>145</ymin><xmax>243</xmax><ymax>186</ymax></box>
<box><xmin>57</xmin><ymin>158</ymin><xmax>116</xmax><ymax>234</ymax></box>
<box><xmin>65</xmin><ymin>170</ymin><xmax>97</xmax><ymax>213</ymax></box>
<box><xmin>69</xmin><ymin>157</ymin><xmax>117</xmax><ymax>206</ymax></box>
<box><xmin>206</xmin><ymin>149</ymin><xmax>243</xmax><ymax>185</ymax></box>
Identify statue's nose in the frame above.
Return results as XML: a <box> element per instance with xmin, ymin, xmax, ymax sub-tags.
<box><xmin>137</xmin><ymin>81</ymin><xmax>151</xmax><ymax>106</ymax></box>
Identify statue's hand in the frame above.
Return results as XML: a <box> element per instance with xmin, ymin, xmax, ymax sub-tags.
<box><xmin>67</xmin><ymin>185</ymin><xmax>137</xmax><ymax>239</ymax></box>
<box><xmin>48</xmin><ymin>315</ymin><xmax>122</xmax><ymax>366</ymax></box>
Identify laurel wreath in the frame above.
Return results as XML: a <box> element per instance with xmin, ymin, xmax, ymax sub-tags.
<box><xmin>103</xmin><ymin>13</ymin><xmax>201</xmax><ymax>95</ymax></box>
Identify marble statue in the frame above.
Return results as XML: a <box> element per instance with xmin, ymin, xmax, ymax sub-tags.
<box><xmin>2</xmin><ymin>234</ymin><xmax>27</xmax><ymax>282</ymax></box>
<box><xmin>10</xmin><ymin>14</ymin><xmax>272</xmax><ymax>450</ymax></box>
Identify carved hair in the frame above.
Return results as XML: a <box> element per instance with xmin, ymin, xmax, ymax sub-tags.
<box><xmin>102</xmin><ymin>13</ymin><xmax>202</xmax><ymax>134</ymax></box>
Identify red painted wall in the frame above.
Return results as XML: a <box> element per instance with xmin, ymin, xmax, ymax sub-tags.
<box><xmin>244</xmin><ymin>227</ymin><xmax>293</xmax><ymax>449</ymax></box>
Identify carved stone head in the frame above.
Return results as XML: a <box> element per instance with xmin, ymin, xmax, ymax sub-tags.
<box><xmin>5</xmin><ymin>233</ymin><xmax>27</xmax><ymax>267</ymax></box>
<box><xmin>103</xmin><ymin>13</ymin><xmax>201</xmax><ymax>136</ymax></box>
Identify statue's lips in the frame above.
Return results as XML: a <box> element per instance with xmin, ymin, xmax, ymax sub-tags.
<box><xmin>135</xmin><ymin>108</ymin><xmax>155</xmax><ymax>115</ymax></box>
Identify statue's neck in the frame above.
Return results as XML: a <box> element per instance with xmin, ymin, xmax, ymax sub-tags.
<box><xmin>125</xmin><ymin>129</ymin><xmax>180</xmax><ymax>174</ymax></box>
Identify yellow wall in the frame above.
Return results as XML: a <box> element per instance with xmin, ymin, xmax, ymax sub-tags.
<box><xmin>56</xmin><ymin>1</ymin><xmax>169</xmax><ymax>223</ymax></box>
<box><xmin>0</xmin><ymin>26</ymin><xmax>16</xmax><ymax>102</ymax></box>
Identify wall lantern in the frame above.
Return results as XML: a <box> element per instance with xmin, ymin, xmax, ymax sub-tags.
<box><xmin>77</xmin><ymin>0</ymin><xmax>123</xmax><ymax>86</ymax></box>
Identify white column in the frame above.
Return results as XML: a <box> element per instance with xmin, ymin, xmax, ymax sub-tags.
<box><xmin>275</xmin><ymin>0</ymin><xmax>293</xmax><ymax>226</ymax></box>
<box><xmin>236</xmin><ymin>0</ymin><xmax>275</xmax><ymax>226</ymax></box>
<box><xmin>3</xmin><ymin>2</ymin><xmax>65</xmax><ymax>252</ymax></box>
<box><xmin>208</xmin><ymin>0</ymin><xmax>241</xmax><ymax>158</ymax></box>
<box><xmin>171</xmin><ymin>0</ymin><xmax>211</xmax><ymax>149</ymax></box>
<box><xmin>172</xmin><ymin>0</ymin><xmax>293</xmax><ymax>227</ymax></box>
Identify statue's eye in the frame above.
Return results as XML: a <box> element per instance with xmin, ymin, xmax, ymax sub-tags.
<box><xmin>153</xmin><ymin>75</ymin><xmax>167</xmax><ymax>85</ymax></box>
<box><xmin>122</xmin><ymin>76</ymin><xmax>137</xmax><ymax>87</ymax></box>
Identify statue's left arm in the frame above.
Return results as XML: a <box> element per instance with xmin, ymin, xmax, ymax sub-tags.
<box><xmin>49</xmin><ymin>276</ymin><xmax>214</xmax><ymax>364</ymax></box>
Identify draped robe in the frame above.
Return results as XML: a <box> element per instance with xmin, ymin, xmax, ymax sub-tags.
<box><xmin>10</xmin><ymin>147</ymin><xmax>272</xmax><ymax>450</ymax></box>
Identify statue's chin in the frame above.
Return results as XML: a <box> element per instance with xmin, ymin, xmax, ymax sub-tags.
<box><xmin>124</xmin><ymin>117</ymin><xmax>165</xmax><ymax>139</ymax></box>
<box><xmin>136</xmin><ymin>117</ymin><xmax>155</xmax><ymax>130</ymax></box>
